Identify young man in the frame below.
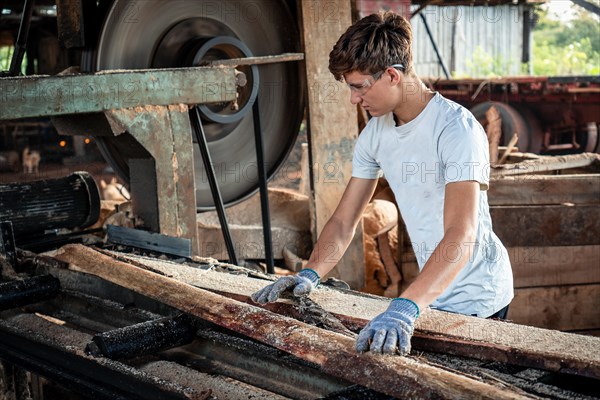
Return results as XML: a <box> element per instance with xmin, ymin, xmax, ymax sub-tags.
<box><xmin>252</xmin><ymin>11</ymin><xmax>513</xmax><ymax>356</ymax></box>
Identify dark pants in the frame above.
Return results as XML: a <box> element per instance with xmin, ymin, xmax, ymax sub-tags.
<box><xmin>487</xmin><ymin>305</ymin><xmax>509</xmax><ymax>320</ymax></box>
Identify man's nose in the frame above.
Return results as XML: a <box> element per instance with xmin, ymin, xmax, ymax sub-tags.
<box><xmin>350</xmin><ymin>90</ymin><xmax>362</xmax><ymax>105</ymax></box>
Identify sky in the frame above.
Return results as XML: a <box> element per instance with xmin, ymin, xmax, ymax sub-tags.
<box><xmin>544</xmin><ymin>0</ymin><xmax>596</xmax><ymax>22</ymax></box>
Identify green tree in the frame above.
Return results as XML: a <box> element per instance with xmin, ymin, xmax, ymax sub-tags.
<box><xmin>532</xmin><ymin>5</ymin><xmax>600</xmax><ymax>76</ymax></box>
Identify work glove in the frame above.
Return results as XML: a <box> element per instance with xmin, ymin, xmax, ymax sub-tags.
<box><xmin>251</xmin><ymin>268</ymin><xmax>320</xmax><ymax>304</ymax></box>
<box><xmin>355</xmin><ymin>298</ymin><xmax>420</xmax><ymax>356</ymax></box>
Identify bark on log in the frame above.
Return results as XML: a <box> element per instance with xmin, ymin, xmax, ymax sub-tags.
<box><xmin>54</xmin><ymin>244</ymin><xmax>529</xmax><ymax>400</ymax></box>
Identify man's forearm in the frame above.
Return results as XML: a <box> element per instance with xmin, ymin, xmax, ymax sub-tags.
<box><xmin>400</xmin><ymin>227</ymin><xmax>476</xmax><ymax>311</ymax></box>
<box><xmin>305</xmin><ymin>216</ymin><xmax>357</xmax><ymax>278</ymax></box>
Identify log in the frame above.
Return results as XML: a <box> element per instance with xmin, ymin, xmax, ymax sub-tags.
<box><xmin>53</xmin><ymin>244</ymin><xmax>529</xmax><ymax>399</ymax></box>
<box><xmin>301</xmin><ymin>0</ymin><xmax>364</xmax><ymax>290</ymax></box>
<box><xmin>52</xmin><ymin>248</ymin><xmax>600</xmax><ymax>381</ymax></box>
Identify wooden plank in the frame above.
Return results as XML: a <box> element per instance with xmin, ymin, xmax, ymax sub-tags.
<box><xmin>53</xmin><ymin>244</ymin><xmax>528</xmax><ymax>400</ymax></box>
<box><xmin>488</xmin><ymin>174</ymin><xmax>600</xmax><ymax>206</ymax></box>
<box><xmin>70</xmin><ymin>249</ymin><xmax>600</xmax><ymax>380</ymax></box>
<box><xmin>508</xmin><ymin>284</ymin><xmax>600</xmax><ymax>331</ymax></box>
<box><xmin>508</xmin><ymin>245</ymin><xmax>600</xmax><ymax>288</ymax></box>
<box><xmin>301</xmin><ymin>0</ymin><xmax>364</xmax><ymax>290</ymax></box>
<box><xmin>491</xmin><ymin>153</ymin><xmax>600</xmax><ymax>176</ymax></box>
<box><xmin>485</xmin><ymin>106</ymin><xmax>502</xmax><ymax>165</ymax></box>
<box><xmin>490</xmin><ymin>204</ymin><xmax>600</xmax><ymax>247</ymax></box>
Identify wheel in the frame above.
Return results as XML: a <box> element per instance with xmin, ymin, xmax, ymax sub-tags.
<box><xmin>577</xmin><ymin>122</ymin><xmax>599</xmax><ymax>153</ymax></box>
<box><xmin>84</xmin><ymin>0</ymin><xmax>305</xmax><ymax>210</ymax></box>
<box><xmin>470</xmin><ymin>101</ymin><xmax>531</xmax><ymax>153</ymax></box>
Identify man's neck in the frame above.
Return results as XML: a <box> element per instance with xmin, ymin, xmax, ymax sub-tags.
<box><xmin>392</xmin><ymin>77</ymin><xmax>435</xmax><ymax>126</ymax></box>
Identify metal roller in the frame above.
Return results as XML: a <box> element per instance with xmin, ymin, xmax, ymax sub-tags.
<box><xmin>0</xmin><ymin>275</ymin><xmax>61</xmax><ymax>311</ymax></box>
<box><xmin>88</xmin><ymin>314</ymin><xmax>196</xmax><ymax>359</ymax></box>
<box><xmin>84</xmin><ymin>0</ymin><xmax>305</xmax><ymax>210</ymax></box>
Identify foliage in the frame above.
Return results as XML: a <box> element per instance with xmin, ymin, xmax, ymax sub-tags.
<box><xmin>531</xmin><ymin>5</ymin><xmax>600</xmax><ymax>76</ymax></box>
<box><xmin>0</xmin><ymin>46</ymin><xmax>29</xmax><ymax>74</ymax></box>
<box><xmin>463</xmin><ymin>46</ymin><xmax>517</xmax><ymax>78</ymax></box>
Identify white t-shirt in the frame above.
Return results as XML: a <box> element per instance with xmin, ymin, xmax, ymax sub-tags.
<box><xmin>352</xmin><ymin>93</ymin><xmax>513</xmax><ymax>317</ymax></box>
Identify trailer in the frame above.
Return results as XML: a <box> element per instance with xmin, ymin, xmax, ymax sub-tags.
<box><xmin>425</xmin><ymin>75</ymin><xmax>600</xmax><ymax>154</ymax></box>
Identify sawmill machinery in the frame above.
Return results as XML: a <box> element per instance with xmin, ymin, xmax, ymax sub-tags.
<box><xmin>79</xmin><ymin>0</ymin><xmax>305</xmax><ymax>210</ymax></box>
<box><xmin>0</xmin><ymin>0</ymin><xmax>306</xmax><ymax>209</ymax></box>
<box><xmin>1</xmin><ymin>0</ymin><xmax>309</xmax><ymax>269</ymax></box>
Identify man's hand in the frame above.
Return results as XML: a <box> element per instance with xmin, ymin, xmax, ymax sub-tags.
<box><xmin>355</xmin><ymin>298</ymin><xmax>420</xmax><ymax>356</ymax></box>
<box><xmin>251</xmin><ymin>269</ymin><xmax>320</xmax><ymax>304</ymax></box>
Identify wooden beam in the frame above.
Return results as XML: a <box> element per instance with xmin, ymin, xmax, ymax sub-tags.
<box><xmin>488</xmin><ymin>174</ymin><xmax>600</xmax><ymax>206</ymax></box>
<box><xmin>300</xmin><ymin>0</ymin><xmax>365</xmax><ymax>289</ymax></box>
<box><xmin>508</xmin><ymin>245</ymin><xmax>600</xmax><ymax>288</ymax></box>
<box><xmin>0</xmin><ymin>67</ymin><xmax>237</xmax><ymax>120</ymax></box>
<box><xmin>508</xmin><ymin>284</ymin><xmax>600</xmax><ymax>331</ymax></box>
<box><xmin>53</xmin><ymin>248</ymin><xmax>600</xmax><ymax>380</ymax></box>
<box><xmin>490</xmin><ymin>204</ymin><xmax>600</xmax><ymax>247</ymax></box>
<box><xmin>105</xmin><ymin>105</ymin><xmax>199</xmax><ymax>255</ymax></box>
<box><xmin>53</xmin><ymin>244</ymin><xmax>527</xmax><ymax>399</ymax></box>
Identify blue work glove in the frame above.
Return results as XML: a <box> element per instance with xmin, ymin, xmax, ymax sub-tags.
<box><xmin>355</xmin><ymin>298</ymin><xmax>420</xmax><ymax>356</ymax></box>
<box><xmin>251</xmin><ymin>269</ymin><xmax>320</xmax><ymax>304</ymax></box>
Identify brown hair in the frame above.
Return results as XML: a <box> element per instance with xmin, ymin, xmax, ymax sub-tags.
<box><xmin>329</xmin><ymin>11</ymin><xmax>413</xmax><ymax>81</ymax></box>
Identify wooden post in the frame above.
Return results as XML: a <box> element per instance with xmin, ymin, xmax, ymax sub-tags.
<box><xmin>301</xmin><ymin>0</ymin><xmax>365</xmax><ymax>289</ymax></box>
<box><xmin>105</xmin><ymin>105</ymin><xmax>199</xmax><ymax>255</ymax></box>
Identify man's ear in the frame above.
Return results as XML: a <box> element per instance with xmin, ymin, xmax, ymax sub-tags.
<box><xmin>388</xmin><ymin>67</ymin><xmax>402</xmax><ymax>85</ymax></box>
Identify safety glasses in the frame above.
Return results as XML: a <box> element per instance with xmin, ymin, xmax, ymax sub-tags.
<box><xmin>346</xmin><ymin>64</ymin><xmax>405</xmax><ymax>95</ymax></box>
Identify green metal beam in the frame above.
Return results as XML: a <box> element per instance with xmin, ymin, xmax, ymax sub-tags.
<box><xmin>0</xmin><ymin>66</ymin><xmax>237</xmax><ymax>120</ymax></box>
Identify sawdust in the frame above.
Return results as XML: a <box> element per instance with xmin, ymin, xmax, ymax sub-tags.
<box><xmin>6</xmin><ymin>313</ymin><xmax>92</xmax><ymax>355</ymax></box>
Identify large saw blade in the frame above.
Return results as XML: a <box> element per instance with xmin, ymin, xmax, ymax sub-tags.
<box><xmin>92</xmin><ymin>0</ymin><xmax>304</xmax><ymax>210</ymax></box>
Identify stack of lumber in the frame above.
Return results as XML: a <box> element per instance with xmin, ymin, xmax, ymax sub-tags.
<box><xmin>39</xmin><ymin>244</ymin><xmax>600</xmax><ymax>399</ymax></box>
<box><xmin>489</xmin><ymin>153</ymin><xmax>600</xmax><ymax>333</ymax></box>
<box><xmin>393</xmin><ymin>154</ymin><xmax>600</xmax><ymax>332</ymax></box>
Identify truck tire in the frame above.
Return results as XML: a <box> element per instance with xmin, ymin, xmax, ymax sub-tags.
<box><xmin>470</xmin><ymin>101</ymin><xmax>531</xmax><ymax>153</ymax></box>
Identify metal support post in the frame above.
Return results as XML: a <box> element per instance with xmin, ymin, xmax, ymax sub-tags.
<box><xmin>7</xmin><ymin>0</ymin><xmax>34</xmax><ymax>76</ymax></box>
<box><xmin>191</xmin><ymin>107</ymin><xmax>238</xmax><ymax>265</ymax></box>
<box><xmin>252</xmin><ymin>101</ymin><xmax>274</xmax><ymax>274</ymax></box>
<box><xmin>419</xmin><ymin>13</ymin><xmax>450</xmax><ymax>79</ymax></box>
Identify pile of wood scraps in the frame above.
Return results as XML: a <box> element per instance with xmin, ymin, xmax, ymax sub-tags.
<box><xmin>23</xmin><ymin>244</ymin><xmax>600</xmax><ymax>399</ymax></box>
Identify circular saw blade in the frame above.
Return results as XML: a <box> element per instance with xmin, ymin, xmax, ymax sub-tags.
<box><xmin>93</xmin><ymin>0</ymin><xmax>305</xmax><ymax>210</ymax></box>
